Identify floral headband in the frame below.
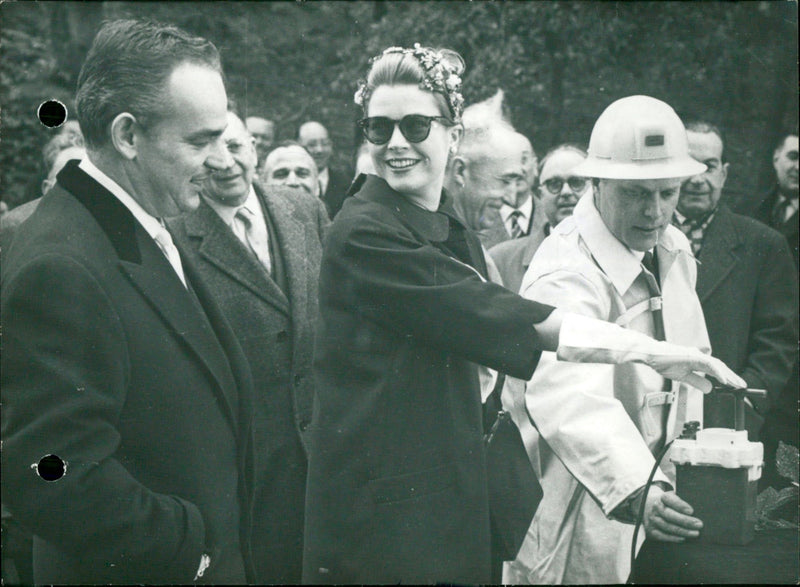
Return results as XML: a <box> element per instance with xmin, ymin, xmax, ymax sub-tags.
<box><xmin>354</xmin><ymin>44</ymin><xmax>465</xmax><ymax>122</ymax></box>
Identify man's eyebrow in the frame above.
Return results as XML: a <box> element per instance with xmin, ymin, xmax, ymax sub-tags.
<box><xmin>187</xmin><ymin>128</ymin><xmax>225</xmax><ymax>141</ymax></box>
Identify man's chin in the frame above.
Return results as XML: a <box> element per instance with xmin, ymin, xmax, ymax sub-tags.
<box><xmin>177</xmin><ymin>191</ymin><xmax>202</xmax><ymax>214</ymax></box>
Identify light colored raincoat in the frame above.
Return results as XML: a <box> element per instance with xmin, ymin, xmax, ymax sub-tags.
<box><xmin>504</xmin><ymin>192</ymin><xmax>710</xmax><ymax>584</ymax></box>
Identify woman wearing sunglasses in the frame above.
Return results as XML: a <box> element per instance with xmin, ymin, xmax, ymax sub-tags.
<box><xmin>302</xmin><ymin>45</ymin><xmax>744</xmax><ymax>585</ymax></box>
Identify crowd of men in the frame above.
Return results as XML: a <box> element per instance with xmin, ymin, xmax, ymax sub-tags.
<box><xmin>1</xmin><ymin>18</ymin><xmax>797</xmax><ymax>586</ymax></box>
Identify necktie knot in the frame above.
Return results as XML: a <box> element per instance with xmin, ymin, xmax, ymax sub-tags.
<box><xmin>153</xmin><ymin>225</ymin><xmax>187</xmax><ymax>288</ymax></box>
<box><xmin>235</xmin><ymin>205</ymin><xmax>272</xmax><ymax>275</ymax></box>
<box><xmin>236</xmin><ymin>205</ymin><xmax>255</xmax><ymax>227</ymax></box>
<box><xmin>642</xmin><ymin>250</ymin><xmax>656</xmax><ymax>275</ymax></box>
<box><xmin>673</xmin><ymin>215</ymin><xmax>704</xmax><ymax>256</ymax></box>
<box><xmin>772</xmin><ymin>196</ymin><xmax>796</xmax><ymax>226</ymax></box>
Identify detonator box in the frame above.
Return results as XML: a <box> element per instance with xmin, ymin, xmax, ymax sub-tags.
<box><xmin>670</xmin><ymin>428</ymin><xmax>763</xmax><ymax>546</ymax></box>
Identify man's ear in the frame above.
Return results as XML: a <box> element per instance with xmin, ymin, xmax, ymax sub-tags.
<box><xmin>720</xmin><ymin>161</ymin><xmax>729</xmax><ymax>188</ymax></box>
<box><xmin>110</xmin><ymin>112</ymin><xmax>139</xmax><ymax>160</ymax></box>
<box><xmin>448</xmin><ymin>124</ymin><xmax>463</xmax><ymax>156</ymax></box>
<box><xmin>450</xmin><ymin>156</ymin><xmax>467</xmax><ymax>189</ymax></box>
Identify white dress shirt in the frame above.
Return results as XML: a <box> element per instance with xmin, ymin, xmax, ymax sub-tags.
<box><xmin>318</xmin><ymin>167</ymin><xmax>330</xmax><ymax>196</ymax></box>
<box><xmin>500</xmin><ymin>196</ymin><xmax>533</xmax><ymax>236</ymax></box>
<box><xmin>79</xmin><ymin>158</ymin><xmax>187</xmax><ymax>287</ymax></box>
<box><xmin>205</xmin><ymin>186</ymin><xmax>272</xmax><ymax>271</ymax></box>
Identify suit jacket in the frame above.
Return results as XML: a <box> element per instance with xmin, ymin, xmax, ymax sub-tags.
<box><xmin>489</xmin><ymin>223</ymin><xmax>550</xmax><ymax>293</ymax></box>
<box><xmin>1</xmin><ymin>161</ymin><xmax>255</xmax><ymax>585</ymax></box>
<box><xmin>748</xmin><ymin>185</ymin><xmax>799</xmax><ymax>269</ymax></box>
<box><xmin>320</xmin><ymin>167</ymin><xmax>354</xmax><ymax>219</ymax></box>
<box><xmin>303</xmin><ymin>174</ymin><xmax>552</xmax><ymax>585</ymax></box>
<box><xmin>169</xmin><ymin>182</ymin><xmax>329</xmax><ymax>583</ymax></box>
<box><xmin>695</xmin><ymin>205</ymin><xmax>798</xmax><ymax>437</ymax></box>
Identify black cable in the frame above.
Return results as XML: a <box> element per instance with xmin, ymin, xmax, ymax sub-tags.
<box><xmin>628</xmin><ymin>438</ymin><xmax>675</xmax><ymax>583</ymax></box>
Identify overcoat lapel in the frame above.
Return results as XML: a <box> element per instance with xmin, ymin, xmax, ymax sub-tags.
<box><xmin>59</xmin><ymin>161</ymin><xmax>240</xmax><ymax>429</ymax></box>
<box><xmin>696</xmin><ymin>206</ymin><xmax>741</xmax><ymax>302</ymax></box>
<box><xmin>186</xmin><ymin>202</ymin><xmax>290</xmax><ymax>314</ymax></box>
<box><xmin>118</xmin><ymin>234</ymin><xmax>238</xmax><ymax>428</ymax></box>
<box><xmin>256</xmin><ymin>184</ymin><xmax>311</xmax><ymax>354</ymax></box>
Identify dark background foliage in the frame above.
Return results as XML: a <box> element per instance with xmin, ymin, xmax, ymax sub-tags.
<box><xmin>1</xmin><ymin>1</ymin><xmax>796</xmax><ymax>210</ymax></box>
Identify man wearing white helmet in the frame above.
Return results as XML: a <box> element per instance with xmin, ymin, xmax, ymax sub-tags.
<box><xmin>505</xmin><ymin>96</ymin><xmax>716</xmax><ymax>584</ymax></box>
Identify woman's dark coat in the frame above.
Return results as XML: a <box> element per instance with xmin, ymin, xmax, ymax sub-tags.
<box><xmin>303</xmin><ymin>175</ymin><xmax>552</xmax><ymax>584</ymax></box>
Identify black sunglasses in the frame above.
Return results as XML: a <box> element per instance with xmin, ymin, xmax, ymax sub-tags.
<box><xmin>358</xmin><ymin>115</ymin><xmax>453</xmax><ymax>145</ymax></box>
<box><xmin>542</xmin><ymin>176</ymin><xmax>589</xmax><ymax>195</ymax></box>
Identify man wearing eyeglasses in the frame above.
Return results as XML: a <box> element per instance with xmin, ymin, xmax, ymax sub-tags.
<box><xmin>490</xmin><ymin>144</ymin><xmax>589</xmax><ymax>293</ymax></box>
<box><xmin>298</xmin><ymin>121</ymin><xmax>352</xmax><ymax>219</ymax></box>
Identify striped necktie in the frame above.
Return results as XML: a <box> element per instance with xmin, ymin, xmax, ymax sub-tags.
<box><xmin>508</xmin><ymin>209</ymin><xmax>524</xmax><ymax>238</ymax></box>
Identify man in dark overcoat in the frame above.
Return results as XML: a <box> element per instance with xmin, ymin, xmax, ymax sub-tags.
<box><xmin>1</xmin><ymin>20</ymin><xmax>255</xmax><ymax>584</ymax></box>
<box><xmin>733</xmin><ymin>131</ymin><xmax>800</xmax><ymax>487</ymax></box>
<box><xmin>674</xmin><ymin>123</ymin><xmax>798</xmax><ymax>440</ymax></box>
<box><xmin>170</xmin><ymin>111</ymin><xmax>329</xmax><ymax>583</ymax></box>
<box><xmin>747</xmin><ymin>133</ymin><xmax>799</xmax><ymax>268</ymax></box>
<box><xmin>675</xmin><ymin>123</ymin><xmax>798</xmax><ymax>494</ymax></box>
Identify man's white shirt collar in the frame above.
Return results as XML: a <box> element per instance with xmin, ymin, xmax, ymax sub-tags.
<box><xmin>204</xmin><ymin>185</ymin><xmax>261</xmax><ymax>227</ymax></box>
<box><xmin>318</xmin><ymin>167</ymin><xmax>329</xmax><ymax>195</ymax></box>
<box><xmin>777</xmin><ymin>194</ymin><xmax>799</xmax><ymax>222</ymax></box>
<box><xmin>500</xmin><ymin>196</ymin><xmax>533</xmax><ymax>224</ymax></box>
<box><xmin>79</xmin><ymin>158</ymin><xmax>187</xmax><ymax>287</ymax></box>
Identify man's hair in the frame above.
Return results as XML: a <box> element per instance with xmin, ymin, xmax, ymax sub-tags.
<box><xmin>458</xmin><ymin>124</ymin><xmax>516</xmax><ymax>169</ymax></box>
<box><xmin>274</xmin><ymin>139</ymin><xmax>304</xmax><ymax>149</ymax></box>
<box><xmin>297</xmin><ymin>121</ymin><xmax>329</xmax><ymax>140</ymax></box>
<box><xmin>76</xmin><ymin>19</ymin><xmax>222</xmax><ymax>149</ymax></box>
<box><xmin>537</xmin><ymin>143</ymin><xmax>588</xmax><ymax>177</ymax></box>
<box><xmin>773</xmin><ymin>131</ymin><xmax>799</xmax><ymax>155</ymax></box>
<box><xmin>246</xmin><ymin>115</ymin><xmax>275</xmax><ymax>129</ymax></box>
<box><xmin>685</xmin><ymin>120</ymin><xmax>727</xmax><ymax>163</ymax></box>
<box><xmin>262</xmin><ymin>142</ymin><xmax>318</xmax><ymax>175</ymax></box>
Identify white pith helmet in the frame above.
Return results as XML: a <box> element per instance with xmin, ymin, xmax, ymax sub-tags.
<box><xmin>572</xmin><ymin>95</ymin><xmax>706</xmax><ymax>180</ymax></box>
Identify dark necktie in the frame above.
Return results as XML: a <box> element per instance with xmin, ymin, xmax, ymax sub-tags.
<box><xmin>641</xmin><ymin>250</ymin><xmax>665</xmax><ymax>341</ymax></box>
<box><xmin>508</xmin><ymin>209</ymin><xmax>524</xmax><ymax>238</ymax></box>
<box><xmin>643</xmin><ymin>250</ymin><xmax>671</xmax><ymax>395</ymax></box>
<box><xmin>772</xmin><ymin>197</ymin><xmax>796</xmax><ymax>228</ymax></box>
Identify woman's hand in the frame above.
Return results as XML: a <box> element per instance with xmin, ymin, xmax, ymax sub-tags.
<box><xmin>554</xmin><ymin>312</ymin><xmax>747</xmax><ymax>393</ymax></box>
<box><xmin>643</xmin><ymin>343</ymin><xmax>746</xmax><ymax>393</ymax></box>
